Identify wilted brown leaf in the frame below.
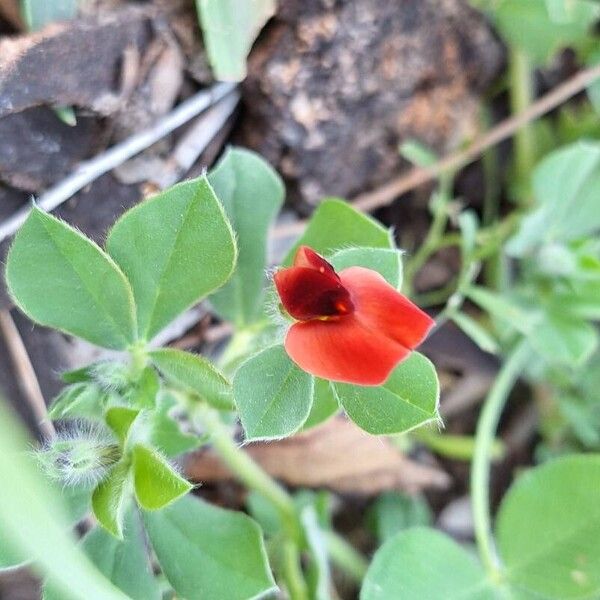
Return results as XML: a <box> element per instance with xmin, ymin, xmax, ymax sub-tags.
<box><xmin>186</xmin><ymin>416</ymin><xmax>450</xmax><ymax>496</ymax></box>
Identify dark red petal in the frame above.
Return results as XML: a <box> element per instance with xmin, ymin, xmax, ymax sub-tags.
<box><xmin>274</xmin><ymin>266</ymin><xmax>354</xmax><ymax>321</ymax></box>
<box><xmin>293</xmin><ymin>245</ymin><xmax>338</xmax><ymax>279</ymax></box>
<box><xmin>340</xmin><ymin>267</ymin><xmax>434</xmax><ymax>348</ymax></box>
<box><xmin>285</xmin><ymin>316</ymin><xmax>409</xmax><ymax>385</ymax></box>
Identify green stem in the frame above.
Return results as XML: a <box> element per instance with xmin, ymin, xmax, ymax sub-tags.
<box><xmin>282</xmin><ymin>541</ymin><xmax>309</xmax><ymax>600</ymax></box>
<box><xmin>509</xmin><ymin>47</ymin><xmax>536</xmax><ymax>203</ymax></box>
<box><xmin>128</xmin><ymin>342</ymin><xmax>148</xmax><ymax>381</ymax></box>
<box><xmin>481</xmin><ymin>104</ymin><xmax>505</xmax><ymax>291</ymax></box>
<box><xmin>415</xmin><ymin>429</ymin><xmax>505</xmax><ymax>462</ymax></box>
<box><xmin>194</xmin><ymin>404</ymin><xmax>308</xmax><ymax>600</ymax></box>
<box><xmin>404</xmin><ymin>176</ymin><xmax>453</xmax><ymax>296</ymax></box>
<box><xmin>414</xmin><ymin>280</ymin><xmax>458</xmax><ymax>308</ymax></box>
<box><xmin>323</xmin><ymin>530</ymin><xmax>368</xmax><ymax>583</ymax></box>
<box><xmin>471</xmin><ymin>340</ymin><xmax>530</xmax><ymax>582</ymax></box>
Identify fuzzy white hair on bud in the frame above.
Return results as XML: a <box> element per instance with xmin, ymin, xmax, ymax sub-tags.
<box><xmin>89</xmin><ymin>361</ymin><xmax>130</xmax><ymax>392</ymax></box>
<box><xmin>37</xmin><ymin>420</ymin><xmax>120</xmax><ymax>488</ymax></box>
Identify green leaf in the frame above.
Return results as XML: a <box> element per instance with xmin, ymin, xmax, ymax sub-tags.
<box><xmin>0</xmin><ymin>397</ymin><xmax>129</xmax><ymax>599</ymax></box>
<box><xmin>507</xmin><ymin>141</ymin><xmax>600</xmax><ymax>256</ymax></box>
<box><xmin>529</xmin><ymin>314</ymin><xmax>598</xmax><ymax>367</ymax></box>
<box><xmin>493</xmin><ymin>0</ymin><xmax>600</xmax><ymax>65</ymax></box>
<box><xmin>302</xmin><ymin>378</ymin><xmax>339</xmax><ymax>431</ymax></box>
<box><xmin>44</xmin><ymin>511</ymin><xmax>160</xmax><ymax>600</ymax></box>
<box><xmin>196</xmin><ymin>0</ymin><xmax>275</xmax><ymax>81</ymax></box>
<box><xmin>245</xmin><ymin>491</ymin><xmax>281</xmax><ymax>537</ymax></box>
<box><xmin>21</xmin><ymin>0</ymin><xmax>77</xmax><ymax>31</ymax></box>
<box><xmin>330</xmin><ymin>247</ymin><xmax>403</xmax><ymax>288</ymax></box>
<box><xmin>132</xmin><ymin>445</ymin><xmax>192</xmax><ymax>511</ymax></box>
<box><xmin>497</xmin><ymin>454</ymin><xmax>600</xmax><ymax>598</ymax></box>
<box><xmin>361</xmin><ymin>528</ymin><xmax>490</xmax><ymax>600</ymax></box>
<box><xmin>105</xmin><ymin>408</ymin><xmax>140</xmax><ymax>445</ymax></box>
<box><xmin>62</xmin><ymin>362</ymin><xmax>129</xmax><ymax>389</ymax></box>
<box><xmin>233</xmin><ymin>345</ymin><xmax>314</xmax><ymax>441</ymax></box>
<box><xmin>48</xmin><ymin>384</ymin><xmax>105</xmax><ymax>420</ymax></box>
<box><xmin>458</xmin><ymin>210</ymin><xmax>479</xmax><ymax>260</ymax></box>
<box><xmin>106</xmin><ymin>176</ymin><xmax>236</xmax><ymax>340</ymax></box>
<box><xmin>559</xmin><ymin>395</ymin><xmax>600</xmax><ymax>447</ymax></box>
<box><xmin>334</xmin><ymin>352</ymin><xmax>439</xmax><ymax>435</ymax></box>
<box><xmin>208</xmin><ymin>147</ymin><xmax>284</xmax><ymax>325</ymax></box>
<box><xmin>82</xmin><ymin>514</ymin><xmax>159</xmax><ymax>600</ymax></box>
<box><xmin>284</xmin><ymin>199</ymin><xmax>393</xmax><ymax>266</ymax></box>
<box><xmin>465</xmin><ymin>285</ymin><xmax>539</xmax><ymax>335</ymax></box>
<box><xmin>399</xmin><ymin>139</ymin><xmax>437</xmax><ymax>167</ymax></box>
<box><xmin>144</xmin><ymin>494</ymin><xmax>277</xmax><ymax>600</ymax></box>
<box><xmin>0</xmin><ymin>540</ymin><xmax>26</xmax><ymax>571</ymax></box>
<box><xmin>61</xmin><ymin>364</ymin><xmax>97</xmax><ymax>384</ymax></box>
<box><xmin>451</xmin><ymin>312</ymin><xmax>499</xmax><ymax>355</ymax></box>
<box><xmin>61</xmin><ymin>485</ymin><xmax>92</xmax><ymax>525</ymax></box>
<box><xmin>6</xmin><ymin>207</ymin><xmax>136</xmax><ymax>349</ymax></box>
<box><xmin>150</xmin><ymin>391</ymin><xmax>204</xmax><ymax>458</ymax></box>
<box><xmin>91</xmin><ymin>462</ymin><xmax>131</xmax><ymax>539</ymax></box>
<box><xmin>368</xmin><ymin>492</ymin><xmax>432</xmax><ymax>544</ymax></box>
<box><xmin>536</xmin><ymin>242</ymin><xmax>578</xmax><ymax>278</ymax></box>
<box><xmin>150</xmin><ymin>348</ymin><xmax>234</xmax><ymax>410</ymax></box>
<box><xmin>129</xmin><ymin>366</ymin><xmax>159</xmax><ymax>409</ymax></box>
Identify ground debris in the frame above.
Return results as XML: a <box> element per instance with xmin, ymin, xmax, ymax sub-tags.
<box><xmin>0</xmin><ymin>6</ymin><xmax>153</xmax><ymax>118</ymax></box>
<box><xmin>240</xmin><ymin>0</ymin><xmax>504</xmax><ymax>205</ymax></box>
<box><xmin>0</xmin><ymin>107</ymin><xmax>103</xmax><ymax>191</ymax></box>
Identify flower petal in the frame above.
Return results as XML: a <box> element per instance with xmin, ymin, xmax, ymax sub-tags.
<box><xmin>340</xmin><ymin>266</ymin><xmax>434</xmax><ymax>348</ymax></box>
<box><xmin>274</xmin><ymin>266</ymin><xmax>354</xmax><ymax>321</ymax></box>
<box><xmin>293</xmin><ymin>245</ymin><xmax>338</xmax><ymax>279</ymax></box>
<box><xmin>285</xmin><ymin>316</ymin><xmax>409</xmax><ymax>385</ymax></box>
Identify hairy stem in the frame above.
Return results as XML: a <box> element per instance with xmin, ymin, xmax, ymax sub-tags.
<box><xmin>471</xmin><ymin>340</ymin><xmax>530</xmax><ymax>582</ymax></box>
<box><xmin>194</xmin><ymin>404</ymin><xmax>308</xmax><ymax>600</ymax></box>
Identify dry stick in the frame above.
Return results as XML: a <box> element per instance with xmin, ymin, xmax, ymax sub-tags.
<box><xmin>272</xmin><ymin>63</ymin><xmax>600</xmax><ymax>240</ymax></box>
<box><xmin>0</xmin><ymin>310</ymin><xmax>55</xmax><ymax>439</ymax></box>
<box><xmin>0</xmin><ymin>81</ymin><xmax>238</xmax><ymax>243</ymax></box>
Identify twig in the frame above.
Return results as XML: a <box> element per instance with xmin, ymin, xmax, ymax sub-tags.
<box><xmin>271</xmin><ymin>63</ymin><xmax>600</xmax><ymax>239</ymax></box>
<box><xmin>0</xmin><ymin>310</ymin><xmax>55</xmax><ymax>439</ymax></box>
<box><xmin>352</xmin><ymin>63</ymin><xmax>600</xmax><ymax>212</ymax></box>
<box><xmin>0</xmin><ymin>82</ymin><xmax>238</xmax><ymax>243</ymax></box>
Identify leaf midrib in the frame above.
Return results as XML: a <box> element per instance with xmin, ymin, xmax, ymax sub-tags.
<box><xmin>251</xmin><ymin>363</ymin><xmax>299</xmax><ymax>435</ymax></box>
<box><xmin>159</xmin><ymin>513</ymin><xmax>270</xmax><ymax>591</ymax></box>
<box><xmin>144</xmin><ymin>194</ymin><xmax>197</xmax><ymax>337</ymax></box>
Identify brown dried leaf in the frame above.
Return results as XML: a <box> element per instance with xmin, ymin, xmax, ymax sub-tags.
<box><xmin>148</xmin><ymin>41</ymin><xmax>184</xmax><ymax>116</ymax></box>
<box><xmin>185</xmin><ymin>416</ymin><xmax>450</xmax><ymax>496</ymax></box>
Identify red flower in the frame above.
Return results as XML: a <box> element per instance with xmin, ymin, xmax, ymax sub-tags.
<box><xmin>274</xmin><ymin>246</ymin><xmax>434</xmax><ymax>386</ymax></box>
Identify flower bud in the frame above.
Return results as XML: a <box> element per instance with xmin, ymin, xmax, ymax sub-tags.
<box><xmin>90</xmin><ymin>361</ymin><xmax>130</xmax><ymax>392</ymax></box>
<box><xmin>37</xmin><ymin>421</ymin><xmax>120</xmax><ymax>488</ymax></box>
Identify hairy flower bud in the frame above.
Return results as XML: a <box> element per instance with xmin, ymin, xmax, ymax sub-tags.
<box><xmin>90</xmin><ymin>361</ymin><xmax>130</xmax><ymax>392</ymax></box>
<box><xmin>37</xmin><ymin>422</ymin><xmax>120</xmax><ymax>488</ymax></box>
